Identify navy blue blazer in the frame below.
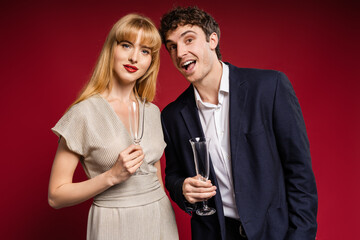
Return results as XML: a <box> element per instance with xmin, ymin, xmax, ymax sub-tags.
<box><xmin>161</xmin><ymin>63</ymin><xmax>318</xmax><ymax>240</ymax></box>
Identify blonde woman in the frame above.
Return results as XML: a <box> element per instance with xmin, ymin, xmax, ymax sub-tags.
<box><xmin>48</xmin><ymin>14</ymin><xmax>179</xmax><ymax>240</ymax></box>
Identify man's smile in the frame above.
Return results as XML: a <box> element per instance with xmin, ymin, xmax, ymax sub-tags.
<box><xmin>180</xmin><ymin>60</ymin><xmax>196</xmax><ymax>72</ymax></box>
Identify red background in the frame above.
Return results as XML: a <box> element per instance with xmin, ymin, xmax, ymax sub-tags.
<box><xmin>1</xmin><ymin>0</ymin><xmax>359</xmax><ymax>239</ymax></box>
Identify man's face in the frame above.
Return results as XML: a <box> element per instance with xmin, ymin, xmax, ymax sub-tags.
<box><xmin>165</xmin><ymin>25</ymin><xmax>218</xmax><ymax>84</ymax></box>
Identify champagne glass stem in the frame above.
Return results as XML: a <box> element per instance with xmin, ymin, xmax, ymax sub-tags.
<box><xmin>202</xmin><ymin>200</ymin><xmax>210</xmax><ymax>210</ymax></box>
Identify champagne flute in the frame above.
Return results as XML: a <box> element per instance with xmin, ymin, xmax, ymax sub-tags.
<box><xmin>189</xmin><ymin>137</ymin><xmax>216</xmax><ymax>216</ymax></box>
<box><xmin>128</xmin><ymin>97</ymin><xmax>146</xmax><ymax>145</ymax></box>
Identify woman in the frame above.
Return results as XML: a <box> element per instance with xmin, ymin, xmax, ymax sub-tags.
<box><xmin>48</xmin><ymin>14</ymin><xmax>179</xmax><ymax>240</ymax></box>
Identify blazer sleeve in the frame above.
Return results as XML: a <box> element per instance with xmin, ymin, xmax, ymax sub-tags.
<box><xmin>273</xmin><ymin>72</ymin><xmax>318</xmax><ymax>239</ymax></box>
<box><xmin>161</xmin><ymin>114</ymin><xmax>194</xmax><ymax>214</ymax></box>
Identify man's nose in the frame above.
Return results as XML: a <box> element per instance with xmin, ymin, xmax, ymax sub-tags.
<box><xmin>177</xmin><ymin>44</ymin><xmax>187</xmax><ymax>59</ymax></box>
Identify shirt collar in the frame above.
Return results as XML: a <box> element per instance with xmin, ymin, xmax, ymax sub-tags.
<box><xmin>194</xmin><ymin>62</ymin><xmax>229</xmax><ymax>109</ymax></box>
<box><xmin>219</xmin><ymin>61</ymin><xmax>229</xmax><ymax>95</ymax></box>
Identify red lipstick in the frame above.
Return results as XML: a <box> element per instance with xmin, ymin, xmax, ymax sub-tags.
<box><xmin>124</xmin><ymin>64</ymin><xmax>138</xmax><ymax>73</ymax></box>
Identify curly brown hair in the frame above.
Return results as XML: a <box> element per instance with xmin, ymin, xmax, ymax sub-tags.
<box><xmin>159</xmin><ymin>6</ymin><xmax>222</xmax><ymax>60</ymax></box>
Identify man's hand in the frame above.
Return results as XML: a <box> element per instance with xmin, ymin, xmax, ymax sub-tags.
<box><xmin>182</xmin><ymin>175</ymin><xmax>217</xmax><ymax>204</ymax></box>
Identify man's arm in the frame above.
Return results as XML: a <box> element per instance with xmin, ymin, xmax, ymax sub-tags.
<box><xmin>161</xmin><ymin>114</ymin><xmax>216</xmax><ymax>214</ymax></box>
<box><xmin>161</xmin><ymin>114</ymin><xmax>188</xmax><ymax>211</ymax></box>
<box><xmin>273</xmin><ymin>72</ymin><xmax>318</xmax><ymax>239</ymax></box>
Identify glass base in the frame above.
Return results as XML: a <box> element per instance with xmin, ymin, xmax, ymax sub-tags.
<box><xmin>196</xmin><ymin>207</ymin><xmax>216</xmax><ymax>216</ymax></box>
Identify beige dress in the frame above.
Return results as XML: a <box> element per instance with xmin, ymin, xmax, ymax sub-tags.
<box><xmin>52</xmin><ymin>94</ymin><xmax>179</xmax><ymax>240</ymax></box>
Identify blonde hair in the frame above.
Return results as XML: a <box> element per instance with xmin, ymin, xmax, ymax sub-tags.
<box><xmin>69</xmin><ymin>13</ymin><xmax>161</xmax><ymax>109</ymax></box>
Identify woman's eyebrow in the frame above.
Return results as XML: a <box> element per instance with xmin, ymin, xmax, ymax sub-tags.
<box><xmin>140</xmin><ymin>44</ymin><xmax>151</xmax><ymax>49</ymax></box>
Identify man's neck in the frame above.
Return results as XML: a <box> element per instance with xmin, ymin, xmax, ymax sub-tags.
<box><xmin>193</xmin><ymin>61</ymin><xmax>223</xmax><ymax>105</ymax></box>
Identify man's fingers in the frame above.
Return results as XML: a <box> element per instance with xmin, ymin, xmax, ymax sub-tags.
<box><xmin>187</xmin><ymin>177</ymin><xmax>213</xmax><ymax>187</ymax></box>
<box><xmin>183</xmin><ymin>176</ymin><xmax>217</xmax><ymax>203</ymax></box>
<box><xmin>184</xmin><ymin>191</ymin><xmax>216</xmax><ymax>203</ymax></box>
<box><xmin>183</xmin><ymin>178</ymin><xmax>216</xmax><ymax>192</ymax></box>
<box><xmin>184</xmin><ymin>185</ymin><xmax>216</xmax><ymax>194</ymax></box>
<box><xmin>192</xmin><ymin>180</ymin><xmax>213</xmax><ymax>188</ymax></box>
<box><xmin>185</xmin><ymin>191</ymin><xmax>216</xmax><ymax>198</ymax></box>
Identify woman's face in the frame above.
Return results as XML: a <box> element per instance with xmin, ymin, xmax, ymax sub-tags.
<box><xmin>113</xmin><ymin>30</ymin><xmax>152</xmax><ymax>85</ymax></box>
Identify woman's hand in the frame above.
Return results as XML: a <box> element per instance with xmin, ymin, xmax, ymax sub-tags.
<box><xmin>48</xmin><ymin>141</ymin><xmax>144</xmax><ymax>209</ymax></box>
<box><xmin>107</xmin><ymin>144</ymin><xmax>144</xmax><ymax>185</ymax></box>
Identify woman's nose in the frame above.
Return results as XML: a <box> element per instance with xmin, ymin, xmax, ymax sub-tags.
<box><xmin>128</xmin><ymin>49</ymin><xmax>138</xmax><ymax>63</ymax></box>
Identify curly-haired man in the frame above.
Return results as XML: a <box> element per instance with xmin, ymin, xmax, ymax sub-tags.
<box><xmin>160</xmin><ymin>6</ymin><xmax>318</xmax><ymax>240</ymax></box>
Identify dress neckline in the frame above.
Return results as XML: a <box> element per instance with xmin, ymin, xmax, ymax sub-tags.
<box><xmin>95</xmin><ymin>93</ymin><xmax>133</xmax><ymax>141</ymax></box>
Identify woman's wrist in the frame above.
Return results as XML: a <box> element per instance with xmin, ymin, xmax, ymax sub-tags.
<box><xmin>103</xmin><ymin>169</ymin><xmax>121</xmax><ymax>187</ymax></box>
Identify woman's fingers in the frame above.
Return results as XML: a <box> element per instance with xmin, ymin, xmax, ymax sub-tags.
<box><xmin>127</xmin><ymin>160</ymin><xmax>144</xmax><ymax>174</ymax></box>
<box><xmin>110</xmin><ymin>146</ymin><xmax>145</xmax><ymax>185</ymax></box>
<box><xmin>120</xmin><ymin>144</ymin><xmax>142</xmax><ymax>156</ymax></box>
<box><xmin>118</xmin><ymin>146</ymin><xmax>143</xmax><ymax>163</ymax></box>
<box><xmin>123</xmin><ymin>155</ymin><xmax>143</xmax><ymax>170</ymax></box>
<box><xmin>127</xmin><ymin>148</ymin><xmax>143</xmax><ymax>161</ymax></box>
<box><xmin>119</xmin><ymin>147</ymin><xmax>144</xmax><ymax>172</ymax></box>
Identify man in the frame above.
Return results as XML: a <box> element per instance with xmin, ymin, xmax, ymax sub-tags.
<box><xmin>159</xmin><ymin>6</ymin><xmax>317</xmax><ymax>240</ymax></box>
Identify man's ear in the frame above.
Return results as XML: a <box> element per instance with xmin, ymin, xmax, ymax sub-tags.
<box><xmin>209</xmin><ymin>32</ymin><xmax>219</xmax><ymax>50</ymax></box>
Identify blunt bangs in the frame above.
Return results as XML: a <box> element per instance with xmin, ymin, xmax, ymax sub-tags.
<box><xmin>115</xmin><ymin>19</ymin><xmax>161</xmax><ymax>54</ymax></box>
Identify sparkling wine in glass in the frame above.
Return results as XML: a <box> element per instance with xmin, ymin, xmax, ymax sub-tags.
<box><xmin>189</xmin><ymin>137</ymin><xmax>216</xmax><ymax>216</ymax></box>
<box><xmin>128</xmin><ymin>97</ymin><xmax>145</xmax><ymax>145</ymax></box>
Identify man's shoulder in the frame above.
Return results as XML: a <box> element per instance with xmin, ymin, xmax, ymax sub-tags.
<box><xmin>225</xmin><ymin>62</ymin><xmax>287</xmax><ymax>86</ymax></box>
<box><xmin>226</xmin><ymin>62</ymin><xmax>282</xmax><ymax>78</ymax></box>
<box><xmin>162</xmin><ymin>85</ymin><xmax>192</xmax><ymax>117</ymax></box>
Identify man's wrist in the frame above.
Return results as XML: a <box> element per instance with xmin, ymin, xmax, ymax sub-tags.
<box><xmin>183</xmin><ymin>197</ymin><xmax>196</xmax><ymax>215</ymax></box>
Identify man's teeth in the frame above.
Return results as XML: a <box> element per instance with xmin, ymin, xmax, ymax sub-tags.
<box><xmin>182</xmin><ymin>60</ymin><xmax>195</xmax><ymax>70</ymax></box>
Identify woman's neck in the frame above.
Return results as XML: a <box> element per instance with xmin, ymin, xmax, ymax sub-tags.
<box><xmin>102</xmin><ymin>79</ymin><xmax>136</xmax><ymax>103</ymax></box>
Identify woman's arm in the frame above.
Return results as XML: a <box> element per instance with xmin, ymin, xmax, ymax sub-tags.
<box><xmin>48</xmin><ymin>138</ymin><xmax>144</xmax><ymax>209</ymax></box>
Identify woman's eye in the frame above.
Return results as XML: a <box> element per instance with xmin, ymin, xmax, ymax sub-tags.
<box><xmin>186</xmin><ymin>38</ymin><xmax>193</xmax><ymax>44</ymax></box>
<box><xmin>142</xmin><ymin>49</ymin><xmax>150</xmax><ymax>55</ymax></box>
<box><xmin>122</xmin><ymin>43</ymin><xmax>130</xmax><ymax>49</ymax></box>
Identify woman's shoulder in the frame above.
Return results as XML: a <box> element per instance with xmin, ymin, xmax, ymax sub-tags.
<box><xmin>146</xmin><ymin>102</ymin><xmax>161</xmax><ymax>113</ymax></box>
<box><xmin>68</xmin><ymin>94</ymin><xmax>104</xmax><ymax>114</ymax></box>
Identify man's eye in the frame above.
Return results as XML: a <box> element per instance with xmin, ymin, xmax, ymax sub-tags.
<box><xmin>186</xmin><ymin>38</ymin><xmax>193</xmax><ymax>43</ymax></box>
<box><xmin>168</xmin><ymin>44</ymin><xmax>177</xmax><ymax>50</ymax></box>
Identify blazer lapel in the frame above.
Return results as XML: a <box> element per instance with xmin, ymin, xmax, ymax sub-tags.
<box><xmin>228</xmin><ymin>63</ymin><xmax>248</xmax><ymax>172</ymax></box>
<box><xmin>180</xmin><ymin>86</ymin><xmax>204</xmax><ymax>138</ymax></box>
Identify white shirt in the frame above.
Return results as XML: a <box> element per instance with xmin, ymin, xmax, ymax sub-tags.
<box><xmin>194</xmin><ymin>62</ymin><xmax>240</xmax><ymax>220</ymax></box>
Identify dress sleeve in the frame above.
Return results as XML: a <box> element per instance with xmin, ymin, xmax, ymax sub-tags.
<box><xmin>51</xmin><ymin>104</ymin><xmax>88</xmax><ymax>156</ymax></box>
